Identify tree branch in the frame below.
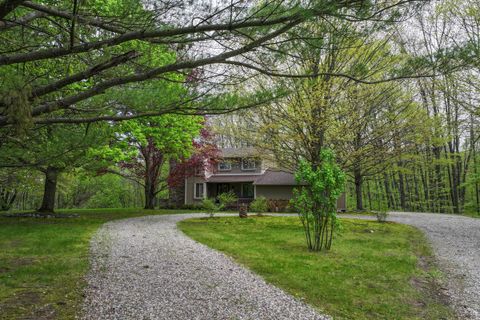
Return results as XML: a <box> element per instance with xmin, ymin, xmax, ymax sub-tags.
<box><xmin>30</xmin><ymin>50</ymin><xmax>141</xmax><ymax>99</ymax></box>
<box><xmin>0</xmin><ymin>19</ymin><xmax>300</xmax><ymax>126</ymax></box>
<box><xmin>0</xmin><ymin>12</ymin><xmax>305</xmax><ymax>66</ymax></box>
<box><xmin>28</xmin><ymin>91</ymin><xmax>285</xmax><ymax>125</ymax></box>
<box><xmin>21</xmin><ymin>1</ymin><xmax>126</xmax><ymax>33</ymax></box>
<box><xmin>221</xmin><ymin>60</ymin><xmax>438</xmax><ymax>84</ymax></box>
<box><xmin>0</xmin><ymin>0</ymin><xmax>24</xmax><ymax>19</ymax></box>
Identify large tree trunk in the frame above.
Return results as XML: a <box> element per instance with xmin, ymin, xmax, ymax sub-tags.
<box><xmin>168</xmin><ymin>158</ymin><xmax>185</xmax><ymax>208</ymax></box>
<box><xmin>38</xmin><ymin>167</ymin><xmax>59</xmax><ymax>213</ymax></box>
<box><xmin>144</xmin><ymin>182</ymin><xmax>156</xmax><ymax>210</ymax></box>
<box><xmin>140</xmin><ymin>138</ymin><xmax>164</xmax><ymax>210</ymax></box>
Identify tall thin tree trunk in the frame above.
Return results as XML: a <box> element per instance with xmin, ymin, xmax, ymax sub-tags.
<box><xmin>398</xmin><ymin>166</ymin><xmax>406</xmax><ymax>210</ymax></box>
<box><xmin>366</xmin><ymin>180</ymin><xmax>372</xmax><ymax>210</ymax></box>
<box><xmin>354</xmin><ymin>167</ymin><xmax>363</xmax><ymax>211</ymax></box>
<box><xmin>383</xmin><ymin>173</ymin><xmax>393</xmax><ymax>209</ymax></box>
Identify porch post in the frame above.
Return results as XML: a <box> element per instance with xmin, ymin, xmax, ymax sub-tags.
<box><xmin>203</xmin><ymin>182</ymin><xmax>207</xmax><ymax>199</ymax></box>
<box><xmin>254</xmin><ymin>185</ymin><xmax>256</xmax><ymax>199</ymax></box>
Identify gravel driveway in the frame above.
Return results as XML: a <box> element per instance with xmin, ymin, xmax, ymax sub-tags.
<box><xmin>342</xmin><ymin>211</ymin><xmax>480</xmax><ymax>320</ymax></box>
<box><xmin>81</xmin><ymin>214</ymin><xmax>328</xmax><ymax>320</ymax></box>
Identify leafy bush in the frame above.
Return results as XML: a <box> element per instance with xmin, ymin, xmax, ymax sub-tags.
<box><xmin>250</xmin><ymin>196</ymin><xmax>268</xmax><ymax>214</ymax></box>
<box><xmin>217</xmin><ymin>191</ymin><xmax>238</xmax><ymax>209</ymax></box>
<box><xmin>202</xmin><ymin>198</ymin><xmax>220</xmax><ymax>217</ymax></box>
<box><xmin>267</xmin><ymin>199</ymin><xmax>290</xmax><ymax>212</ymax></box>
<box><xmin>291</xmin><ymin>149</ymin><xmax>345</xmax><ymax>251</ymax></box>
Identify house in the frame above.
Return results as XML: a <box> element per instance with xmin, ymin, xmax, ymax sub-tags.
<box><xmin>183</xmin><ymin>147</ymin><xmax>347</xmax><ymax>211</ymax></box>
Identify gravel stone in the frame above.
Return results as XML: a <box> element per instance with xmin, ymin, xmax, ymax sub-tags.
<box><xmin>81</xmin><ymin>214</ymin><xmax>329</xmax><ymax>320</ymax></box>
<box><xmin>342</xmin><ymin>211</ymin><xmax>480</xmax><ymax>320</ymax></box>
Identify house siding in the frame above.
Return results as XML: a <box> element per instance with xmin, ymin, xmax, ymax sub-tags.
<box><xmin>185</xmin><ymin>176</ymin><xmax>206</xmax><ymax>205</ymax></box>
<box><xmin>256</xmin><ymin>186</ymin><xmax>294</xmax><ymax>200</ymax></box>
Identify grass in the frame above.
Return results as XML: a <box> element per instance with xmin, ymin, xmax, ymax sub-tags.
<box><xmin>178</xmin><ymin>216</ymin><xmax>456</xmax><ymax>320</ymax></box>
<box><xmin>0</xmin><ymin>208</ymin><xmax>197</xmax><ymax>320</ymax></box>
<box><xmin>463</xmin><ymin>211</ymin><xmax>480</xmax><ymax>218</ymax></box>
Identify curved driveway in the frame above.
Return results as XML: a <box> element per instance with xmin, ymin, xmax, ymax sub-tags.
<box><xmin>81</xmin><ymin>214</ymin><xmax>328</xmax><ymax>320</ymax></box>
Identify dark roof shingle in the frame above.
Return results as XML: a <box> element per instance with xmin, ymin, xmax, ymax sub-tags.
<box><xmin>253</xmin><ymin>169</ymin><xmax>297</xmax><ymax>185</ymax></box>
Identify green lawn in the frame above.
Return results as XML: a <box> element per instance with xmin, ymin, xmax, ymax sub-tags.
<box><xmin>178</xmin><ymin>216</ymin><xmax>456</xmax><ymax>320</ymax></box>
<box><xmin>0</xmin><ymin>208</ymin><xmax>196</xmax><ymax>319</ymax></box>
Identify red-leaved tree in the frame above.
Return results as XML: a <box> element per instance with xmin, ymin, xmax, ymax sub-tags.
<box><xmin>167</xmin><ymin>128</ymin><xmax>220</xmax><ymax>205</ymax></box>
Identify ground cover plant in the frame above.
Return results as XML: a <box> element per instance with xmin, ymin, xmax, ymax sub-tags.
<box><xmin>0</xmin><ymin>208</ymin><xmax>195</xmax><ymax>319</ymax></box>
<box><xmin>178</xmin><ymin>216</ymin><xmax>456</xmax><ymax>320</ymax></box>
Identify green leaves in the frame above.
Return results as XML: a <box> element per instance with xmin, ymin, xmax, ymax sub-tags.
<box><xmin>292</xmin><ymin>149</ymin><xmax>345</xmax><ymax>251</ymax></box>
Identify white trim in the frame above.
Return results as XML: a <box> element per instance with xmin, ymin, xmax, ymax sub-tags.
<box><xmin>241</xmin><ymin>158</ymin><xmax>256</xmax><ymax>171</ymax></box>
<box><xmin>254</xmin><ymin>185</ymin><xmax>257</xmax><ymax>199</ymax></box>
<box><xmin>194</xmin><ymin>182</ymin><xmax>206</xmax><ymax>199</ymax></box>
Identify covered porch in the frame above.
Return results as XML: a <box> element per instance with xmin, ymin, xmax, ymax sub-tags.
<box><xmin>206</xmin><ymin>182</ymin><xmax>255</xmax><ymax>207</ymax></box>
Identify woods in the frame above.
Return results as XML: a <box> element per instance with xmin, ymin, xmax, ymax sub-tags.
<box><xmin>212</xmin><ymin>1</ymin><xmax>480</xmax><ymax>216</ymax></box>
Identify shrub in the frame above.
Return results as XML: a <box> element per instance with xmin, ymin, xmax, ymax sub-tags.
<box><xmin>267</xmin><ymin>199</ymin><xmax>290</xmax><ymax>212</ymax></box>
<box><xmin>217</xmin><ymin>191</ymin><xmax>238</xmax><ymax>209</ymax></box>
<box><xmin>250</xmin><ymin>196</ymin><xmax>268</xmax><ymax>214</ymax></box>
<box><xmin>291</xmin><ymin>149</ymin><xmax>345</xmax><ymax>251</ymax></box>
<box><xmin>202</xmin><ymin>198</ymin><xmax>220</xmax><ymax>218</ymax></box>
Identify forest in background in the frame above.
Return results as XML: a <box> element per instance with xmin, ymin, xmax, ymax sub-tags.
<box><xmin>212</xmin><ymin>1</ymin><xmax>480</xmax><ymax>216</ymax></box>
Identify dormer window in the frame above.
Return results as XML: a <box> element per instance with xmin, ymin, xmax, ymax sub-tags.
<box><xmin>218</xmin><ymin>161</ymin><xmax>232</xmax><ymax>171</ymax></box>
<box><xmin>241</xmin><ymin>158</ymin><xmax>256</xmax><ymax>171</ymax></box>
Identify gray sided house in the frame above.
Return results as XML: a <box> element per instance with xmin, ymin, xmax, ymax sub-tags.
<box><xmin>184</xmin><ymin>148</ymin><xmax>346</xmax><ymax>211</ymax></box>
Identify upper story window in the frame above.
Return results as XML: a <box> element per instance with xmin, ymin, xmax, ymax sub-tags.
<box><xmin>218</xmin><ymin>161</ymin><xmax>232</xmax><ymax>171</ymax></box>
<box><xmin>241</xmin><ymin>158</ymin><xmax>256</xmax><ymax>171</ymax></box>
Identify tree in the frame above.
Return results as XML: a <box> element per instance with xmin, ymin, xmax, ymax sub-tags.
<box><xmin>0</xmin><ymin>123</ymin><xmax>110</xmax><ymax>213</ymax></box>
<box><xmin>168</xmin><ymin>127</ymin><xmax>219</xmax><ymax>185</ymax></box>
<box><xmin>98</xmin><ymin>115</ymin><xmax>203</xmax><ymax>209</ymax></box>
<box><xmin>291</xmin><ymin>149</ymin><xmax>345</xmax><ymax>251</ymax></box>
<box><xmin>0</xmin><ymin>0</ymin><xmax>424</xmax><ymax>129</ymax></box>
<box><xmin>212</xmin><ymin>24</ymin><xmax>428</xmax><ymax>212</ymax></box>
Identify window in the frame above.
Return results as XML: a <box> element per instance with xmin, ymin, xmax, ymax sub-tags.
<box><xmin>218</xmin><ymin>161</ymin><xmax>232</xmax><ymax>171</ymax></box>
<box><xmin>241</xmin><ymin>183</ymin><xmax>254</xmax><ymax>198</ymax></box>
<box><xmin>194</xmin><ymin>183</ymin><xmax>205</xmax><ymax>199</ymax></box>
<box><xmin>241</xmin><ymin>158</ymin><xmax>256</xmax><ymax>170</ymax></box>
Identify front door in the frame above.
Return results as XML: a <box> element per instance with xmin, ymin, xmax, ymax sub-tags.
<box><xmin>217</xmin><ymin>183</ymin><xmax>231</xmax><ymax>195</ymax></box>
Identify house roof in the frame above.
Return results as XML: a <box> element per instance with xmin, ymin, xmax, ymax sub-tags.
<box><xmin>220</xmin><ymin>147</ymin><xmax>259</xmax><ymax>158</ymax></box>
<box><xmin>253</xmin><ymin>169</ymin><xmax>298</xmax><ymax>186</ymax></box>
<box><xmin>206</xmin><ymin>168</ymin><xmax>299</xmax><ymax>186</ymax></box>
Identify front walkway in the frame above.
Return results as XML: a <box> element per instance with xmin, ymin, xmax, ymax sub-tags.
<box><xmin>81</xmin><ymin>214</ymin><xmax>328</xmax><ymax>320</ymax></box>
